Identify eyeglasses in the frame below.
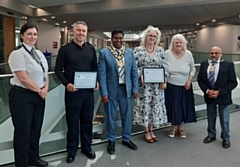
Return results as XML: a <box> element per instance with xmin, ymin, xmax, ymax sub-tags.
<box><xmin>148</xmin><ymin>35</ymin><xmax>157</xmax><ymax>38</ymax></box>
<box><xmin>210</xmin><ymin>52</ymin><xmax>220</xmax><ymax>55</ymax></box>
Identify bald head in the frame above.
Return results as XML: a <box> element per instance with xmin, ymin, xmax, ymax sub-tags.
<box><xmin>210</xmin><ymin>46</ymin><xmax>222</xmax><ymax>62</ymax></box>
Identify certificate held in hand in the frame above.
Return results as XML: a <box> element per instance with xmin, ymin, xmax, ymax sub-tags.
<box><xmin>74</xmin><ymin>71</ymin><xmax>97</xmax><ymax>89</ymax></box>
<box><xmin>143</xmin><ymin>67</ymin><xmax>165</xmax><ymax>83</ymax></box>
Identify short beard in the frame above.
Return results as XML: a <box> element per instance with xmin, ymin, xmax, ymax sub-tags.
<box><xmin>211</xmin><ymin>57</ymin><xmax>218</xmax><ymax>62</ymax></box>
<box><xmin>77</xmin><ymin>39</ymin><xmax>84</xmax><ymax>43</ymax></box>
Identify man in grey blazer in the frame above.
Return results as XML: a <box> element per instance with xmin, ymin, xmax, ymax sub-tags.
<box><xmin>197</xmin><ymin>46</ymin><xmax>238</xmax><ymax>149</ymax></box>
<box><xmin>98</xmin><ymin>30</ymin><xmax>138</xmax><ymax>154</ymax></box>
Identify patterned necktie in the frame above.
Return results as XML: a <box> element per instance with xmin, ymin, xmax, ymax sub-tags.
<box><xmin>116</xmin><ymin>50</ymin><xmax>125</xmax><ymax>78</ymax></box>
<box><xmin>31</xmin><ymin>48</ymin><xmax>41</xmax><ymax>63</ymax></box>
<box><xmin>208</xmin><ymin>61</ymin><xmax>216</xmax><ymax>89</ymax></box>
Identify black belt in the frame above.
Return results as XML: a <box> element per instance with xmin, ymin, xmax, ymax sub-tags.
<box><xmin>12</xmin><ymin>85</ymin><xmax>40</xmax><ymax>93</ymax></box>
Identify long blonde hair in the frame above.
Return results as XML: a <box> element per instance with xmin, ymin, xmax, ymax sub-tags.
<box><xmin>141</xmin><ymin>25</ymin><xmax>161</xmax><ymax>46</ymax></box>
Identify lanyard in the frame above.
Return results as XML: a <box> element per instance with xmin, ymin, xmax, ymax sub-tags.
<box><xmin>22</xmin><ymin>44</ymin><xmax>45</xmax><ymax>73</ymax></box>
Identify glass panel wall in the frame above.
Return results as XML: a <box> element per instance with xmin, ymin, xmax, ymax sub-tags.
<box><xmin>1</xmin><ymin>52</ymin><xmax>240</xmax><ymax>165</ymax></box>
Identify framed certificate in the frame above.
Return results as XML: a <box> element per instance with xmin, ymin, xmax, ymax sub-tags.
<box><xmin>74</xmin><ymin>72</ymin><xmax>97</xmax><ymax>89</ymax></box>
<box><xmin>143</xmin><ymin>67</ymin><xmax>165</xmax><ymax>83</ymax></box>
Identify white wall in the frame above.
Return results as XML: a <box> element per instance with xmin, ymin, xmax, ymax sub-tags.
<box><xmin>197</xmin><ymin>25</ymin><xmax>240</xmax><ymax>54</ymax></box>
<box><xmin>36</xmin><ymin>22</ymin><xmax>61</xmax><ymax>55</ymax></box>
<box><xmin>197</xmin><ymin>25</ymin><xmax>233</xmax><ymax>53</ymax></box>
<box><xmin>233</xmin><ymin>26</ymin><xmax>240</xmax><ymax>54</ymax></box>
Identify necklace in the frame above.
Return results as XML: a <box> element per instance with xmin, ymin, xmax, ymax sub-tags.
<box><xmin>145</xmin><ymin>46</ymin><xmax>155</xmax><ymax>53</ymax></box>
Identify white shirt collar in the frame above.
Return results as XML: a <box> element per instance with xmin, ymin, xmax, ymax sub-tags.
<box><xmin>23</xmin><ymin>42</ymin><xmax>34</xmax><ymax>51</ymax></box>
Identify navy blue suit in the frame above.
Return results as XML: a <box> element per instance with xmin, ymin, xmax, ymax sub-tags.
<box><xmin>197</xmin><ymin>59</ymin><xmax>237</xmax><ymax>139</ymax></box>
<box><xmin>97</xmin><ymin>47</ymin><xmax>138</xmax><ymax>141</ymax></box>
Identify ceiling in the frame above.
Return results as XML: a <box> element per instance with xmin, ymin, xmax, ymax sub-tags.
<box><xmin>1</xmin><ymin>0</ymin><xmax>240</xmax><ymax>39</ymax></box>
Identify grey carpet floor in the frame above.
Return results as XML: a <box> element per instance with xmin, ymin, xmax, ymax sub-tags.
<box><xmin>4</xmin><ymin>111</ymin><xmax>240</xmax><ymax>167</ymax></box>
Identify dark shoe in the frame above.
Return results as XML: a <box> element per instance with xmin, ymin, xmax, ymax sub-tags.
<box><xmin>107</xmin><ymin>141</ymin><xmax>115</xmax><ymax>154</ymax></box>
<box><xmin>29</xmin><ymin>159</ymin><xmax>48</xmax><ymax>167</ymax></box>
<box><xmin>222</xmin><ymin>140</ymin><xmax>230</xmax><ymax>149</ymax></box>
<box><xmin>66</xmin><ymin>155</ymin><xmax>75</xmax><ymax>163</ymax></box>
<box><xmin>122</xmin><ymin>140</ymin><xmax>138</xmax><ymax>150</ymax></box>
<box><xmin>203</xmin><ymin>136</ymin><xmax>216</xmax><ymax>143</ymax></box>
<box><xmin>81</xmin><ymin>150</ymin><xmax>96</xmax><ymax>159</ymax></box>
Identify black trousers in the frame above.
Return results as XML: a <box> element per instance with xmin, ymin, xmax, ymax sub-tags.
<box><xmin>9</xmin><ymin>86</ymin><xmax>45</xmax><ymax>167</ymax></box>
<box><xmin>65</xmin><ymin>89</ymin><xmax>94</xmax><ymax>156</ymax></box>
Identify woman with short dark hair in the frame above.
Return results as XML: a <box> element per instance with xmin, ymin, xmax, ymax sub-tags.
<box><xmin>8</xmin><ymin>23</ymin><xmax>49</xmax><ymax>167</ymax></box>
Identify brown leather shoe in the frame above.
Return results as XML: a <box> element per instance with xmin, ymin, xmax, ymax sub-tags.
<box><xmin>149</xmin><ymin>130</ymin><xmax>158</xmax><ymax>142</ymax></box>
<box><xmin>144</xmin><ymin>131</ymin><xmax>153</xmax><ymax>143</ymax></box>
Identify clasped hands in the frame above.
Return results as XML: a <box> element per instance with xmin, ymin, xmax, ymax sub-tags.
<box><xmin>38</xmin><ymin>87</ymin><xmax>48</xmax><ymax>100</ymax></box>
<box><xmin>208</xmin><ymin>90</ymin><xmax>219</xmax><ymax>99</ymax></box>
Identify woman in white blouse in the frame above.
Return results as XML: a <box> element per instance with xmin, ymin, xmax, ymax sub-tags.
<box><xmin>8</xmin><ymin>23</ymin><xmax>49</xmax><ymax>167</ymax></box>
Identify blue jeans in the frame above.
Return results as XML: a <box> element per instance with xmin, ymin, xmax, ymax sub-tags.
<box><xmin>207</xmin><ymin>102</ymin><xmax>230</xmax><ymax>140</ymax></box>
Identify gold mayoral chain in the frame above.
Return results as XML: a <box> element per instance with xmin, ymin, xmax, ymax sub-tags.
<box><xmin>208</xmin><ymin>59</ymin><xmax>224</xmax><ymax>72</ymax></box>
<box><xmin>209</xmin><ymin>65</ymin><xmax>214</xmax><ymax>72</ymax></box>
<box><xmin>108</xmin><ymin>46</ymin><xmax>125</xmax><ymax>67</ymax></box>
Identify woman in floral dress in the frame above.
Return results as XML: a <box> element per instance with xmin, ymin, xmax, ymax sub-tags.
<box><xmin>133</xmin><ymin>25</ymin><xmax>168</xmax><ymax>143</ymax></box>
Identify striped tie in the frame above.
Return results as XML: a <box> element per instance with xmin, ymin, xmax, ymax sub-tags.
<box><xmin>31</xmin><ymin>48</ymin><xmax>41</xmax><ymax>63</ymax></box>
<box><xmin>208</xmin><ymin>61</ymin><xmax>216</xmax><ymax>89</ymax></box>
<box><xmin>116</xmin><ymin>50</ymin><xmax>125</xmax><ymax>78</ymax></box>
<box><xmin>119</xmin><ymin>64</ymin><xmax>125</xmax><ymax>78</ymax></box>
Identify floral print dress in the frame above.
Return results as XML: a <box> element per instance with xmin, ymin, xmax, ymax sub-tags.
<box><xmin>133</xmin><ymin>46</ymin><xmax>168</xmax><ymax>128</ymax></box>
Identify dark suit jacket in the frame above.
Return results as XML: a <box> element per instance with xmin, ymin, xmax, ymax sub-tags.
<box><xmin>197</xmin><ymin>59</ymin><xmax>237</xmax><ymax>105</ymax></box>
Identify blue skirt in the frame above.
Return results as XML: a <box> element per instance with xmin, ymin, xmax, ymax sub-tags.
<box><xmin>165</xmin><ymin>83</ymin><xmax>196</xmax><ymax>125</ymax></box>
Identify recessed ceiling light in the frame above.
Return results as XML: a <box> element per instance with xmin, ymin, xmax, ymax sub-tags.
<box><xmin>63</xmin><ymin>21</ymin><xmax>67</xmax><ymax>23</ymax></box>
<box><xmin>41</xmin><ymin>18</ymin><xmax>47</xmax><ymax>22</ymax></box>
<box><xmin>51</xmin><ymin>16</ymin><xmax>55</xmax><ymax>19</ymax></box>
<box><xmin>196</xmin><ymin>23</ymin><xmax>200</xmax><ymax>26</ymax></box>
<box><xmin>55</xmin><ymin>23</ymin><xmax>59</xmax><ymax>26</ymax></box>
<box><xmin>212</xmin><ymin>19</ymin><xmax>216</xmax><ymax>22</ymax></box>
<box><xmin>28</xmin><ymin>5</ymin><xmax>36</xmax><ymax>8</ymax></box>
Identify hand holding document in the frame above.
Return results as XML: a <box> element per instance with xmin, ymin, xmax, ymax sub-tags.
<box><xmin>143</xmin><ymin>67</ymin><xmax>165</xmax><ymax>83</ymax></box>
<box><xmin>74</xmin><ymin>72</ymin><xmax>97</xmax><ymax>89</ymax></box>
